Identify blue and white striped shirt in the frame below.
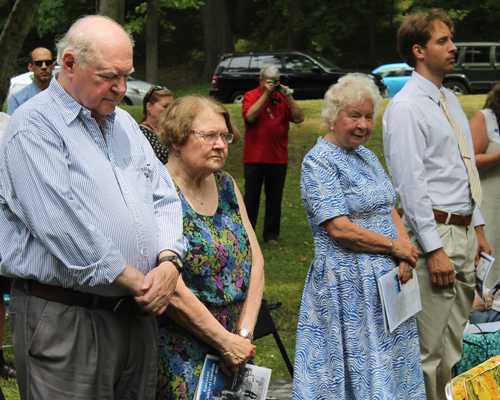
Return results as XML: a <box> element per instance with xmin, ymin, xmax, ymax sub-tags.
<box><xmin>0</xmin><ymin>78</ymin><xmax>187</xmax><ymax>296</ymax></box>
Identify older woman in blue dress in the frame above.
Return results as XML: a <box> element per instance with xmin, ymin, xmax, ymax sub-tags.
<box><xmin>293</xmin><ymin>73</ymin><xmax>426</xmax><ymax>399</ymax></box>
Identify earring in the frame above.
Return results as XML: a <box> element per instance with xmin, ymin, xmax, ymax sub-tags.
<box><xmin>148</xmin><ymin>112</ymin><xmax>151</xmax><ymax>116</ymax></box>
<box><xmin>175</xmin><ymin>152</ymin><xmax>180</xmax><ymax>158</ymax></box>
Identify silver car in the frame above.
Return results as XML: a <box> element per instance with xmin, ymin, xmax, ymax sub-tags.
<box><xmin>7</xmin><ymin>66</ymin><xmax>154</xmax><ymax>106</ymax></box>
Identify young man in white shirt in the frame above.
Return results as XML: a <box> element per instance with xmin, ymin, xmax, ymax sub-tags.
<box><xmin>383</xmin><ymin>9</ymin><xmax>490</xmax><ymax>400</ymax></box>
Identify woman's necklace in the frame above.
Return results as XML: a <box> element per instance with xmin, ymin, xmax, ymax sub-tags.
<box><xmin>171</xmin><ymin>172</ymin><xmax>207</xmax><ymax>205</ymax></box>
<box><xmin>182</xmin><ymin>182</ymin><xmax>206</xmax><ymax>205</ymax></box>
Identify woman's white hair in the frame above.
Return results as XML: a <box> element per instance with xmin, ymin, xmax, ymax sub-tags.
<box><xmin>322</xmin><ymin>73</ymin><xmax>382</xmax><ymax>128</ymax></box>
<box><xmin>56</xmin><ymin>15</ymin><xmax>135</xmax><ymax>69</ymax></box>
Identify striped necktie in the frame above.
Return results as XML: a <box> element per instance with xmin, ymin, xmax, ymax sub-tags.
<box><xmin>439</xmin><ymin>91</ymin><xmax>483</xmax><ymax>207</ymax></box>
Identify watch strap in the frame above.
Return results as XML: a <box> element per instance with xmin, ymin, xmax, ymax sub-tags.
<box><xmin>158</xmin><ymin>255</ymin><xmax>183</xmax><ymax>273</ymax></box>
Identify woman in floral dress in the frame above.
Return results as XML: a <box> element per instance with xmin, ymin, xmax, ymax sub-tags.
<box><xmin>155</xmin><ymin>95</ymin><xmax>265</xmax><ymax>400</ymax></box>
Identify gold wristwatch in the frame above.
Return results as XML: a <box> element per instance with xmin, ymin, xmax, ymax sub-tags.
<box><xmin>235</xmin><ymin>328</ymin><xmax>254</xmax><ymax>343</ymax></box>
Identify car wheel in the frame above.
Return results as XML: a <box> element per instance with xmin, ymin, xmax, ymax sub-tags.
<box><xmin>444</xmin><ymin>80</ymin><xmax>468</xmax><ymax>96</ymax></box>
<box><xmin>230</xmin><ymin>91</ymin><xmax>246</xmax><ymax>104</ymax></box>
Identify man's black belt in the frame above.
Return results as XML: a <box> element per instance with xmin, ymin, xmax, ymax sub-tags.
<box><xmin>12</xmin><ymin>278</ymin><xmax>139</xmax><ymax>314</ymax></box>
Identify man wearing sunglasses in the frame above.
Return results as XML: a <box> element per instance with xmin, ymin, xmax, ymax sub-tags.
<box><xmin>7</xmin><ymin>47</ymin><xmax>55</xmax><ymax>115</ymax></box>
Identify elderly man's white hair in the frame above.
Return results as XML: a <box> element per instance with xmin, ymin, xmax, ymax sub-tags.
<box><xmin>56</xmin><ymin>15</ymin><xmax>135</xmax><ymax>69</ymax></box>
<box><xmin>322</xmin><ymin>73</ymin><xmax>382</xmax><ymax>129</ymax></box>
<box><xmin>260</xmin><ymin>65</ymin><xmax>280</xmax><ymax>80</ymax></box>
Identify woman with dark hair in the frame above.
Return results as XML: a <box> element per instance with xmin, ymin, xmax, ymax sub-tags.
<box><xmin>154</xmin><ymin>95</ymin><xmax>265</xmax><ymax>400</ymax></box>
<box><xmin>139</xmin><ymin>85</ymin><xmax>173</xmax><ymax>164</ymax></box>
<box><xmin>470</xmin><ymin>83</ymin><xmax>500</xmax><ymax>311</ymax></box>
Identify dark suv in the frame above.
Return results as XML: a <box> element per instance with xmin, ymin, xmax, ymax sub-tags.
<box><xmin>209</xmin><ymin>50</ymin><xmax>388</xmax><ymax>104</ymax></box>
<box><xmin>444</xmin><ymin>42</ymin><xmax>500</xmax><ymax>95</ymax></box>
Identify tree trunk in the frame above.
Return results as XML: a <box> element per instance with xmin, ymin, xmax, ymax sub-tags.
<box><xmin>99</xmin><ymin>0</ymin><xmax>125</xmax><ymax>26</ymax></box>
<box><xmin>286</xmin><ymin>0</ymin><xmax>307</xmax><ymax>51</ymax></box>
<box><xmin>0</xmin><ymin>0</ymin><xmax>42</xmax><ymax>106</ymax></box>
<box><xmin>145</xmin><ymin>0</ymin><xmax>158</xmax><ymax>84</ymax></box>
<box><xmin>199</xmin><ymin>0</ymin><xmax>234</xmax><ymax>84</ymax></box>
<box><xmin>369</xmin><ymin>0</ymin><xmax>376</xmax><ymax>60</ymax></box>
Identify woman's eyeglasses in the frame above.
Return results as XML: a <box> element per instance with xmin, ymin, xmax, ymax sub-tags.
<box><xmin>191</xmin><ymin>130</ymin><xmax>234</xmax><ymax>144</ymax></box>
<box><xmin>145</xmin><ymin>85</ymin><xmax>168</xmax><ymax>103</ymax></box>
<box><xmin>33</xmin><ymin>60</ymin><xmax>54</xmax><ymax>67</ymax></box>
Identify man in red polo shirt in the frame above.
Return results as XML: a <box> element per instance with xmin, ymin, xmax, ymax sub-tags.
<box><xmin>242</xmin><ymin>65</ymin><xmax>305</xmax><ymax>244</ymax></box>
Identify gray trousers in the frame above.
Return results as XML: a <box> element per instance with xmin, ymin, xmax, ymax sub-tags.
<box><xmin>9</xmin><ymin>287</ymin><xmax>159</xmax><ymax>400</ymax></box>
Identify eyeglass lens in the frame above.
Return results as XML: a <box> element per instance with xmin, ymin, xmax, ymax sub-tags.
<box><xmin>192</xmin><ymin>130</ymin><xmax>233</xmax><ymax>144</ymax></box>
<box><xmin>33</xmin><ymin>60</ymin><xmax>53</xmax><ymax>67</ymax></box>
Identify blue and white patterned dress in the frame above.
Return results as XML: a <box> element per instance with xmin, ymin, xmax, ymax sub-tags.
<box><xmin>293</xmin><ymin>138</ymin><xmax>426</xmax><ymax>400</ymax></box>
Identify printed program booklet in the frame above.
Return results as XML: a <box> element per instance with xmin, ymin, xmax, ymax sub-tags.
<box><xmin>378</xmin><ymin>267</ymin><xmax>422</xmax><ymax>334</ymax></box>
<box><xmin>193</xmin><ymin>355</ymin><xmax>272</xmax><ymax>400</ymax></box>
<box><xmin>475</xmin><ymin>252</ymin><xmax>496</xmax><ymax>305</ymax></box>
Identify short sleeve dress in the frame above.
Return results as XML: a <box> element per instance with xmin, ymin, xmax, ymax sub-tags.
<box><xmin>293</xmin><ymin>138</ymin><xmax>425</xmax><ymax>400</ymax></box>
<box><xmin>156</xmin><ymin>170</ymin><xmax>252</xmax><ymax>400</ymax></box>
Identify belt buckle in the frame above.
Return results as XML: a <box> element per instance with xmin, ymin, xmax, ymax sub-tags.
<box><xmin>112</xmin><ymin>297</ymin><xmax>139</xmax><ymax>314</ymax></box>
<box><xmin>113</xmin><ymin>298</ymin><xmax>125</xmax><ymax>313</ymax></box>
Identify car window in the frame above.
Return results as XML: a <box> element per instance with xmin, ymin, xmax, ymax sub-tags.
<box><xmin>285</xmin><ymin>55</ymin><xmax>315</xmax><ymax>72</ymax></box>
<box><xmin>495</xmin><ymin>47</ymin><xmax>500</xmax><ymax>64</ymax></box>
<box><xmin>217</xmin><ymin>58</ymin><xmax>232</xmax><ymax>73</ymax></box>
<box><xmin>249</xmin><ymin>55</ymin><xmax>282</xmax><ymax>72</ymax></box>
<box><xmin>226</xmin><ymin>56</ymin><xmax>251</xmax><ymax>72</ymax></box>
<box><xmin>464</xmin><ymin>47</ymin><xmax>490</xmax><ymax>63</ymax></box>
<box><xmin>308</xmin><ymin>54</ymin><xmax>341</xmax><ymax>71</ymax></box>
<box><xmin>454</xmin><ymin>47</ymin><xmax>461</xmax><ymax>64</ymax></box>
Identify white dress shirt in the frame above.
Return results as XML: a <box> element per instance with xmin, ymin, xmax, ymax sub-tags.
<box><xmin>0</xmin><ymin>78</ymin><xmax>187</xmax><ymax>296</ymax></box>
<box><xmin>383</xmin><ymin>71</ymin><xmax>484</xmax><ymax>253</ymax></box>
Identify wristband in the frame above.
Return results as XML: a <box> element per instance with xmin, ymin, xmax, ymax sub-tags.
<box><xmin>158</xmin><ymin>255</ymin><xmax>183</xmax><ymax>274</ymax></box>
<box><xmin>386</xmin><ymin>238</ymin><xmax>393</xmax><ymax>254</ymax></box>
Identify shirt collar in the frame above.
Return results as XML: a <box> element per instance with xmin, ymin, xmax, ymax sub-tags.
<box><xmin>49</xmin><ymin>78</ymin><xmax>116</xmax><ymax>126</ymax></box>
<box><xmin>411</xmin><ymin>71</ymin><xmax>444</xmax><ymax>104</ymax></box>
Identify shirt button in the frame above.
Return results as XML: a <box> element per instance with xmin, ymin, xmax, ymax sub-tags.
<box><xmin>135</xmin><ymin>219</ymin><xmax>139</xmax><ymax>223</ymax></box>
<box><xmin>141</xmin><ymin>250</ymin><xmax>144</xmax><ymax>256</ymax></box>
<box><xmin>83</xmin><ymin>110</ymin><xmax>87</xmax><ymax>115</ymax></box>
<box><xmin>94</xmin><ymin>137</ymin><xmax>99</xmax><ymax>142</ymax></box>
<box><xmin>123</xmin><ymin>190</ymin><xmax>127</xmax><ymax>195</ymax></box>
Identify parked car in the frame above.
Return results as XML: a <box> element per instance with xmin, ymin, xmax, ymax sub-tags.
<box><xmin>372</xmin><ymin>63</ymin><xmax>413</xmax><ymax>97</ymax></box>
<box><xmin>443</xmin><ymin>41</ymin><xmax>500</xmax><ymax>95</ymax></box>
<box><xmin>7</xmin><ymin>66</ymin><xmax>154</xmax><ymax>106</ymax></box>
<box><xmin>209</xmin><ymin>50</ymin><xmax>388</xmax><ymax>104</ymax></box>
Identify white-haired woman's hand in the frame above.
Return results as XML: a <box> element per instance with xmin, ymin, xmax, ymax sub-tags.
<box><xmin>390</xmin><ymin>239</ymin><xmax>418</xmax><ymax>268</ymax></box>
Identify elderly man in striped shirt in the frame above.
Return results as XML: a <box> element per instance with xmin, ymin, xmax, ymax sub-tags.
<box><xmin>0</xmin><ymin>15</ymin><xmax>186</xmax><ymax>400</ymax></box>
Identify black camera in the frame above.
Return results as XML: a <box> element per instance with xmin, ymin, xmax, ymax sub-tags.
<box><xmin>273</xmin><ymin>80</ymin><xmax>281</xmax><ymax>91</ymax></box>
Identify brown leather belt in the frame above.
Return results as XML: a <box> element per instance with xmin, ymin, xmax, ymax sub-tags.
<box><xmin>433</xmin><ymin>209</ymin><xmax>472</xmax><ymax>226</ymax></box>
<box><xmin>12</xmin><ymin>278</ymin><xmax>140</xmax><ymax>314</ymax></box>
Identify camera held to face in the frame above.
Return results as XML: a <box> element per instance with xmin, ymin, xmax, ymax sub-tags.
<box><xmin>273</xmin><ymin>80</ymin><xmax>281</xmax><ymax>92</ymax></box>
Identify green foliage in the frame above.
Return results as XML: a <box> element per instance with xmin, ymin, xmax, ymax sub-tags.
<box><xmin>33</xmin><ymin>0</ymin><xmax>94</xmax><ymax>37</ymax></box>
<box><xmin>124</xmin><ymin>0</ymin><xmax>202</xmax><ymax>34</ymax></box>
<box><xmin>409</xmin><ymin>0</ymin><xmax>500</xmax><ymax>41</ymax></box>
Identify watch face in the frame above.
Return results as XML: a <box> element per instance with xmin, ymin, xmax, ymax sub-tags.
<box><xmin>240</xmin><ymin>329</ymin><xmax>249</xmax><ymax>337</ymax></box>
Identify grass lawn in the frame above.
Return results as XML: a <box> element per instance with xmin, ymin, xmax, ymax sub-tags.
<box><xmin>0</xmin><ymin>93</ymin><xmax>487</xmax><ymax>398</ymax></box>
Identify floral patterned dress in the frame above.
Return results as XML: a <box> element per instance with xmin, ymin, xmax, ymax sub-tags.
<box><xmin>156</xmin><ymin>170</ymin><xmax>253</xmax><ymax>400</ymax></box>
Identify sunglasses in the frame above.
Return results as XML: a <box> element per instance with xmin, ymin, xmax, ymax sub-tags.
<box><xmin>33</xmin><ymin>60</ymin><xmax>54</xmax><ymax>67</ymax></box>
<box><xmin>145</xmin><ymin>85</ymin><xmax>168</xmax><ymax>103</ymax></box>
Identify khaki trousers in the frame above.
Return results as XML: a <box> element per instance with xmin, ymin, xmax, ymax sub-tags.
<box><xmin>404</xmin><ymin>219</ymin><xmax>476</xmax><ymax>400</ymax></box>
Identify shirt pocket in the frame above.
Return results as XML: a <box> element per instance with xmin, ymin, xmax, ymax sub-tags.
<box><xmin>124</xmin><ymin>154</ymin><xmax>154</xmax><ymax>204</ymax></box>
